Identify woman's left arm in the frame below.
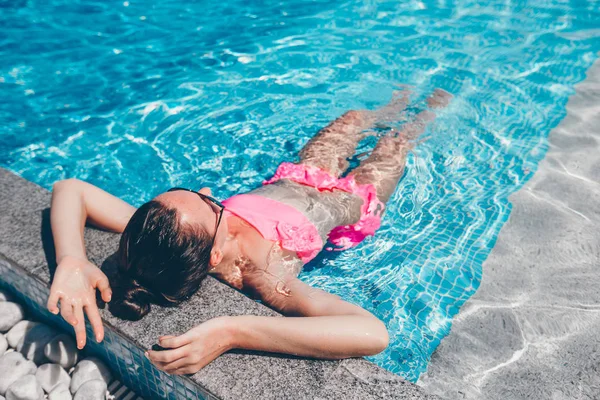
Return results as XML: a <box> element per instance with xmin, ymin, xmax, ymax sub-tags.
<box><xmin>146</xmin><ymin>278</ymin><xmax>389</xmax><ymax>375</ymax></box>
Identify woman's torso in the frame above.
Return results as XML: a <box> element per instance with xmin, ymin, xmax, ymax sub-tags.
<box><xmin>209</xmin><ymin>179</ymin><xmax>363</xmax><ymax>294</ymax></box>
<box><xmin>248</xmin><ymin>179</ymin><xmax>363</xmax><ymax>242</ymax></box>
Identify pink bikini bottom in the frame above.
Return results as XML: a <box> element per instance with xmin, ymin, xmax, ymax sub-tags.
<box><xmin>263</xmin><ymin>162</ymin><xmax>385</xmax><ymax>253</ymax></box>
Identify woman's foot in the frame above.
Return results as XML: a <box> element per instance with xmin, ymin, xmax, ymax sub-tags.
<box><xmin>387</xmin><ymin>88</ymin><xmax>452</xmax><ymax>142</ymax></box>
<box><xmin>373</xmin><ymin>89</ymin><xmax>412</xmax><ymax>127</ymax></box>
<box><xmin>427</xmin><ymin>88</ymin><xmax>453</xmax><ymax>109</ymax></box>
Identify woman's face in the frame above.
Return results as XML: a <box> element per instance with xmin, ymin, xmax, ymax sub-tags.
<box><xmin>155</xmin><ymin>187</ymin><xmax>228</xmax><ymax>249</ymax></box>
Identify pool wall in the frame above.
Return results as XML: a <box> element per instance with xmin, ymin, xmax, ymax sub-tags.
<box><xmin>419</xmin><ymin>56</ymin><xmax>600</xmax><ymax>399</ymax></box>
<box><xmin>0</xmin><ymin>167</ymin><xmax>437</xmax><ymax>400</ymax></box>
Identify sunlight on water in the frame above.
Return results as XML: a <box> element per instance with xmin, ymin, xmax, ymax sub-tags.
<box><xmin>1</xmin><ymin>0</ymin><xmax>599</xmax><ymax>381</ymax></box>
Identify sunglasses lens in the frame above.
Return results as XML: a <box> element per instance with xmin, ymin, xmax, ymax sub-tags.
<box><xmin>208</xmin><ymin>199</ymin><xmax>223</xmax><ymax>214</ymax></box>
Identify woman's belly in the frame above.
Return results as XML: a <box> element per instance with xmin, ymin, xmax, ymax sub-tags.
<box><xmin>247</xmin><ymin>179</ymin><xmax>363</xmax><ymax>243</ymax></box>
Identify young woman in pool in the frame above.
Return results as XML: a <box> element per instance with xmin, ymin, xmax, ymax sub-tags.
<box><xmin>47</xmin><ymin>89</ymin><xmax>451</xmax><ymax>375</ymax></box>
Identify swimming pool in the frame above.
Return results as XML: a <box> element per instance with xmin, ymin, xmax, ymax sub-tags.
<box><xmin>1</xmin><ymin>0</ymin><xmax>599</xmax><ymax>382</ymax></box>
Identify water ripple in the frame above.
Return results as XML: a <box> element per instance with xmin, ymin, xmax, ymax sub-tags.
<box><xmin>1</xmin><ymin>0</ymin><xmax>599</xmax><ymax>382</ymax></box>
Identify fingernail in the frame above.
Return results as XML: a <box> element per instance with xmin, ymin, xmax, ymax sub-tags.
<box><xmin>144</xmin><ymin>351</ymin><xmax>149</xmax><ymax>359</ymax></box>
<box><xmin>96</xmin><ymin>336</ymin><xmax>101</xmax><ymax>343</ymax></box>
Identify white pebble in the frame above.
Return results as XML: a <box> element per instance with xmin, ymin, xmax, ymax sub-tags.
<box><xmin>0</xmin><ymin>290</ymin><xmax>12</xmax><ymax>302</ymax></box>
<box><xmin>48</xmin><ymin>384</ymin><xmax>71</xmax><ymax>400</ymax></box>
<box><xmin>0</xmin><ymin>335</ymin><xmax>7</xmax><ymax>354</ymax></box>
<box><xmin>15</xmin><ymin>324</ymin><xmax>58</xmax><ymax>364</ymax></box>
<box><xmin>6</xmin><ymin>322</ymin><xmax>39</xmax><ymax>349</ymax></box>
<box><xmin>0</xmin><ymin>303</ymin><xmax>24</xmax><ymax>332</ymax></box>
<box><xmin>0</xmin><ymin>352</ymin><xmax>37</xmax><ymax>395</ymax></box>
<box><xmin>44</xmin><ymin>334</ymin><xmax>79</xmax><ymax>369</ymax></box>
<box><xmin>73</xmin><ymin>380</ymin><xmax>106</xmax><ymax>400</ymax></box>
<box><xmin>35</xmin><ymin>364</ymin><xmax>70</xmax><ymax>393</ymax></box>
<box><xmin>5</xmin><ymin>375</ymin><xmax>43</xmax><ymax>400</ymax></box>
<box><xmin>69</xmin><ymin>358</ymin><xmax>112</xmax><ymax>394</ymax></box>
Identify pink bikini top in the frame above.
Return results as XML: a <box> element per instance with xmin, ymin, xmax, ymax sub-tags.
<box><xmin>221</xmin><ymin>194</ymin><xmax>323</xmax><ymax>264</ymax></box>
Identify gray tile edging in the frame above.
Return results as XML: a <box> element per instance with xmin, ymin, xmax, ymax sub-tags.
<box><xmin>0</xmin><ymin>166</ymin><xmax>437</xmax><ymax>400</ymax></box>
<box><xmin>0</xmin><ymin>252</ymin><xmax>218</xmax><ymax>400</ymax></box>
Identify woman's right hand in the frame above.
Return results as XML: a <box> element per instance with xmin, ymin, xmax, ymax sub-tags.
<box><xmin>47</xmin><ymin>255</ymin><xmax>112</xmax><ymax>349</ymax></box>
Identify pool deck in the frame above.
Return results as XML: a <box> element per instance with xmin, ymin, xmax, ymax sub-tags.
<box><xmin>0</xmin><ymin>170</ymin><xmax>437</xmax><ymax>399</ymax></box>
<box><xmin>419</xmin><ymin>58</ymin><xmax>600</xmax><ymax>398</ymax></box>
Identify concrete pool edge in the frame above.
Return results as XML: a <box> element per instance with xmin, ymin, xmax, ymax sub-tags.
<box><xmin>419</xmin><ymin>58</ymin><xmax>600</xmax><ymax>398</ymax></box>
<box><xmin>0</xmin><ymin>167</ymin><xmax>438</xmax><ymax>400</ymax></box>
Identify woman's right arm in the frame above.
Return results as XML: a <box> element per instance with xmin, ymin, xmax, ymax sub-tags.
<box><xmin>48</xmin><ymin>178</ymin><xmax>137</xmax><ymax>348</ymax></box>
<box><xmin>51</xmin><ymin>178</ymin><xmax>136</xmax><ymax>262</ymax></box>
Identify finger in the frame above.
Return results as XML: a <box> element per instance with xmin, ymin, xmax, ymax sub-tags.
<box><xmin>47</xmin><ymin>291</ymin><xmax>61</xmax><ymax>315</ymax></box>
<box><xmin>150</xmin><ymin>359</ymin><xmax>177</xmax><ymax>374</ymax></box>
<box><xmin>163</xmin><ymin>357</ymin><xmax>191</xmax><ymax>373</ymax></box>
<box><xmin>173</xmin><ymin>365</ymin><xmax>198</xmax><ymax>375</ymax></box>
<box><xmin>147</xmin><ymin>345</ymin><xmax>190</xmax><ymax>363</ymax></box>
<box><xmin>147</xmin><ymin>358</ymin><xmax>176</xmax><ymax>373</ymax></box>
<box><xmin>158</xmin><ymin>335</ymin><xmax>176</xmax><ymax>342</ymax></box>
<box><xmin>160</xmin><ymin>333</ymin><xmax>193</xmax><ymax>349</ymax></box>
<box><xmin>73</xmin><ymin>304</ymin><xmax>87</xmax><ymax>349</ymax></box>
<box><xmin>95</xmin><ymin>275</ymin><xmax>112</xmax><ymax>303</ymax></box>
<box><xmin>59</xmin><ymin>298</ymin><xmax>77</xmax><ymax>326</ymax></box>
<box><xmin>84</xmin><ymin>303</ymin><xmax>104</xmax><ymax>343</ymax></box>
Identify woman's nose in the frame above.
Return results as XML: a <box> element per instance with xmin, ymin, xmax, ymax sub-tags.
<box><xmin>199</xmin><ymin>187</ymin><xmax>212</xmax><ymax>196</ymax></box>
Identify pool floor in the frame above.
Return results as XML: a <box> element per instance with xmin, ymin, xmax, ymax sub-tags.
<box><xmin>419</xmin><ymin>56</ymin><xmax>600</xmax><ymax>400</ymax></box>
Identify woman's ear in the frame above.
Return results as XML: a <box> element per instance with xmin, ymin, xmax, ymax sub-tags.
<box><xmin>209</xmin><ymin>248</ymin><xmax>224</xmax><ymax>267</ymax></box>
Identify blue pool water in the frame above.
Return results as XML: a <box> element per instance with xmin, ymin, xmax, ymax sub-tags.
<box><xmin>1</xmin><ymin>0</ymin><xmax>599</xmax><ymax>382</ymax></box>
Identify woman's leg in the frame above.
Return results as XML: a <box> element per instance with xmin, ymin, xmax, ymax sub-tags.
<box><xmin>350</xmin><ymin>89</ymin><xmax>452</xmax><ymax>203</ymax></box>
<box><xmin>298</xmin><ymin>91</ymin><xmax>410</xmax><ymax>177</ymax></box>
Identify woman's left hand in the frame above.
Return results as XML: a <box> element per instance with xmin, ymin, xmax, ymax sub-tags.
<box><xmin>146</xmin><ymin>317</ymin><xmax>236</xmax><ymax>375</ymax></box>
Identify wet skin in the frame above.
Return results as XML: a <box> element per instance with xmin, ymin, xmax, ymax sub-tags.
<box><xmin>46</xmin><ymin>88</ymin><xmax>451</xmax><ymax>374</ymax></box>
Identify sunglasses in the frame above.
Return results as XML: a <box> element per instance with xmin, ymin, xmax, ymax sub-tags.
<box><xmin>167</xmin><ymin>187</ymin><xmax>225</xmax><ymax>247</ymax></box>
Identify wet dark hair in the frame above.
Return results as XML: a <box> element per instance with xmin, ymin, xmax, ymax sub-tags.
<box><xmin>109</xmin><ymin>200</ymin><xmax>213</xmax><ymax>321</ymax></box>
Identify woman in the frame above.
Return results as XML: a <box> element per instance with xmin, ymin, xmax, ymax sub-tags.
<box><xmin>47</xmin><ymin>89</ymin><xmax>450</xmax><ymax>375</ymax></box>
